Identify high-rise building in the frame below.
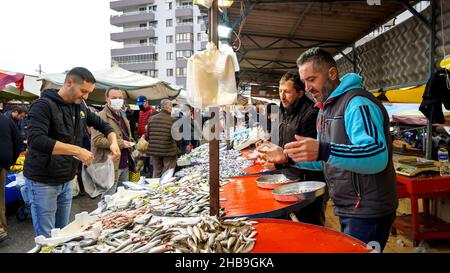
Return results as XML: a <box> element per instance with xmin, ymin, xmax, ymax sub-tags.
<box><xmin>110</xmin><ymin>0</ymin><xmax>208</xmax><ymax>88</ymax></box>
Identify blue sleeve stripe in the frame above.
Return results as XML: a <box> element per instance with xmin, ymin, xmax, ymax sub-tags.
<box><xmin>331</xmin><ymin>143</ymin><xmax>384</xmax><ymax>155</ymax></box>
<box><xmin>331</xmin><ymin>142</ymin><xmax>379</xmax><ymax>152</ymax></box>
<box><xmin>363</xmin><ymin>105</ymin><xmax>378</xmax><ymax>141</ymax></box>
<box><xmin>360</xmin><ymin>106</ymin><xmax>370</xmax><ymax>136</ymax></box>
<box><xmin>331</xmin><ymin>147</ymin><xmax>385</xmax><ymax>158</ymax></box>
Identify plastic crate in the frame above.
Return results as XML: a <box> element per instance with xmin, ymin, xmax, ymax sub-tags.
<box><xmin>5</xmin><ymin>173</ymin><xmax>22</xmax><ymax>205</ymax></box>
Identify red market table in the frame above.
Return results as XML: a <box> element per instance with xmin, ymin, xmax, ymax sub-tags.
<box><xmin>392</xmin><ymin>174</ymin><xmax>450</xmax><ymax>246</ymax></box>
<box><xmin>251</xmin><ymin>219</ymin><xmax>371</xmax><ymax>253</ymax></box>
<box><xmin>220</xmin><ymin>174</ymin><xmax>316</xmax><ymax>218</ymax></box>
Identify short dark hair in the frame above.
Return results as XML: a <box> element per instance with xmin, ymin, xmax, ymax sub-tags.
<box><xmin>105</xmin><ymin>86</ymin><xmax>124</xmax><ymax>98</ymax></box>
<box><xmin>296</xmin><ymin>47</ymin><xmax>337</xmax><ymax>72</ymax></box>
<box><xmin>279</xmin><ymin>72</ymin><xmax>305</xmax><ymax>92</ymax></box>
<box><xmin>9</xmin><ymin>105</ymin><xmax>27</xmax><ymax>114</ymax></box>
<box><xmin>64</xmin><ymin>67</ymin><xmax>96</xmax><ymax>84</ymax></box>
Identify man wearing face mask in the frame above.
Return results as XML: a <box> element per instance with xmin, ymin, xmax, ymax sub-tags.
<box><xmin>92</xmin><ymin>87</ymin><xmax>133</xmax><ymax>196</ymax></box>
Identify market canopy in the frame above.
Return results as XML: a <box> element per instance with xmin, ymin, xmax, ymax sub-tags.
<box><xmin>0</xmin><ymin>70</ymin><xmax>41</xmax><ymax>102</ymax></box>
<box><xmin>40</xmin><ymin>66</ymin><xmax>183</xmax><ymax>105</ymax></box>
<box><xmin>225</xmin><ymin>0</ymin><xmax>419</xmax><ymax>87</ymax></box>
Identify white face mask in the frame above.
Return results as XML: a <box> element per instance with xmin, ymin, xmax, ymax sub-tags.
<box><xmin>110</xmin><ymin>98</ymin><xmax>124</xmax><ymax>110</ymax></box>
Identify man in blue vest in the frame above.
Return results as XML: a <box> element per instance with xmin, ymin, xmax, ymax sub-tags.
<box><xmin>259</xmin><ymin>47</ymin><xmax>398</xmax><ymax>252</ymax></box>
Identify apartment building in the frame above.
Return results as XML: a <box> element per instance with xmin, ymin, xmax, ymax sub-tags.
<box><xmin>110</xmin><ymin>0</ymin><xmax>208</xmax><ymax>88</ymax></box>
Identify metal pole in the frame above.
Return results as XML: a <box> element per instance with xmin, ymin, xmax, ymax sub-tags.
<box><xmin>208</xmin><ymin>0</ymin><xmax>220</xmax><ymax>217</ymax></box>
<box><xmin>426</xmin><ymin>0</ymin><xmax>436</xmax><ymax>160</ymax></box>
<box><xmin>352</xmin><ymin>44</ymin><xmax>357</xmax><ymax>73</ymax></box>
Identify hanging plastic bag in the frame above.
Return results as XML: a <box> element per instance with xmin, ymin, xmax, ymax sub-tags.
<box><xmin>72</xmin><ymin>176</ymin><xmax>80</xmax><ymax>198</ymax></box>
<box><xmin>187</xmin><ymin>42</ymin><xmax>237</xmax><ymax>109</ymax></box>
<box><xmin>81</xmin><ymin>157</ymin><xmax>115</xmax><ymax>198</ymax></box>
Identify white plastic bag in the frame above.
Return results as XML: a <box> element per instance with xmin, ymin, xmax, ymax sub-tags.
<box><xmin>187</xmin><ymin>42</ymin><xmax>237</xmax><ymax>109</ymax></box>
<box><xmin>81</xmin><ymin>157</ymin><xmax>115</xmax><ymax>198</ymax></box>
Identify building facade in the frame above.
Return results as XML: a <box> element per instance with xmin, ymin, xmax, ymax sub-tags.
<box><xmin>110</xmin><ymin>0</ymin><xmax>208</xmax><ymax>88</ymax></box>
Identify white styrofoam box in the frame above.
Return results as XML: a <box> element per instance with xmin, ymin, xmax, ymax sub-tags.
<box><xmin>104</xmin><ymin>186</ymin><xmax>147</xmax><ymax>209</ymax></box>
<box><xmin>34</xmin><ymin>211</ymin><xmax>102</xmax><ymax>246</ymax></box>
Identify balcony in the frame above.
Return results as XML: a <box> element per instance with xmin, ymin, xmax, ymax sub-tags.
<box><xmin>175</xmin><ymin>7</ymin><xmax>193</xmax><ymax>17</ymax></box>
<box><xmin>110</xmin><ymin>0</ymin><xmax>155</xmax><ymax>12</ymax></box>
<box><xmin>176</xmin><ymin>59</ymin><xmax>188</xmax><ymax>68</ymax></box>
<box><xmin>175</xmin><ymin>24</ymin><xmax>193</xmax><ymax>34</ymax></box>
<box><xmin>175</xmin><ymin>42</ymin><xmax>193</xmax><ymax>51</ymax></box>
<box><xmin>176</xmin><ymin>77</ymin><xmax>187</xmax><ymax>87</ymax></box>
<box><xmin>119</xmin><ymin>62</ymin><xmax>156</xmax><ymax>71</ymax></box>
<box><xmin>111</xmin><ymin>44</ymin><xmax>155</xmax><ymax>56</ymax></box>
<box><xmin>111</xmin><ymin>27</ymin><xmax>155</xmax><ymax>42</ymax></box>
<box><xmin>110</xmin><ymin>11</ymin><xmax>155</xmax><ymax>26</ymax></box>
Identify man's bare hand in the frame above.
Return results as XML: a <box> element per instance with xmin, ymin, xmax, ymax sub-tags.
<box><xmin>256</xmin><ymin>142</ymin><xmax>288</xmax><ymax>164</ymax></box>
<box><xmin>284</xmin><ymin>135</ymin><xmax>319</xmax><ymax>162</ymax></box>
<box><xmin>110</xmin><ymin>142</ymin><xmax>121</xmax><ymax>160</ymax></box>
<box><xmin>264</xmin><ymin>162</ymin><xmax>276</xmax><ymax>171</ymax></box>
<box><xmin>76</xmin><ymin>148</ymin><xmax>94</xmax><ymax>165</ymax></box>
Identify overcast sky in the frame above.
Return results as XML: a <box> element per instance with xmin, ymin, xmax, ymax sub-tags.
<box><xmin>0</xmin><ymin>0</ymin><xmax>120</xmax><ymax>76</ymax></box>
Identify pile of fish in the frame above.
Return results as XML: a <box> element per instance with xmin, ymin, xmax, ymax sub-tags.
<box><xmin>175</xmin><ymin>144</ymin><xmax>253</xmax><ymax>178</ymax></box>
<box><xmin>107</xmin><ymin>173</ymin><xmax>228</xmax><ymax>217</ymax></box>
<box><xmin>30</xmin><ymin>213</ymin><xmax>258</xmax><ymax>253</ymax></box>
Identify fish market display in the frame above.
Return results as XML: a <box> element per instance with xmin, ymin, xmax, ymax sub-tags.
<box><xmin>31</xmin><ymin>214</ymin><xmax>258</xmax><ymax>253</ymax></box>
<box><xmin>106</xmin><ymin>173</ymin><xmax>229</xmax><ymax>217</ymax></box>
<box><xmin>176</xmin><ymin>144</ymin><xmax>253</xmax><ymax>178</ymax></box>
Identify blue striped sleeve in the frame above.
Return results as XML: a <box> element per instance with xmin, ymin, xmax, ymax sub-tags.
<box><xmin>324</xmin><ymin>96</ymin><xmax>388</xmax><ymax>174</ymax></box>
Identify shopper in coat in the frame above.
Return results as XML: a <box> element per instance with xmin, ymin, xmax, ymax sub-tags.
<box><xmin>91</xmin><ymin>87</ymin><xmax>133</xmax><ymax>197</ymax></box>
<box><xmin>147</xmin><ymin>99</ymin><xmax>180</xmax><ymax>178</ymax></box>
<box><xmin>0</xmin><ymin>114</ymin><xmax>21</xmax><ymax>243</ymax></box>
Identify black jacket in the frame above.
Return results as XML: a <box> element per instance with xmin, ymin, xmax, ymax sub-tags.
<box><xmin>276</xmin><ymin>95</ymin><xmax>323</xmax><ymax>181</ymax></box>
<box><xmin>0</xmin><ymin>113</ymin><xmax>21</xmax><ymax>170</ymax></box>
<box><xmin>419</xmin><ymin>68</ymin><xmax>450</xmax><ymax>124</ymax></box>
<box><xmin>24</xmin><ymin>89</ymin><xmax>114</xmax><ymax>184</ymax></box>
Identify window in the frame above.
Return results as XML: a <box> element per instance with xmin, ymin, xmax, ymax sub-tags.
<box><xmin>139</xmin><ymin>39</ymin><xmax>146</xmax><ymax>44</ymax></box>
<box><xmin>149</xmin><ymin>21</ymin><xmax>158</xmax><ymax>28</ymax></box>
<box><xmin>149</xmin><ymin>37</ymin><xmax>158</xmax><ymax>44</ymax></box>
<box><xmin>166</xmin><ymin>52</ymin><xmax>174</xmax><ymax>60</ymax></box>
<box><xmin>177</xmin><ymin>17</ymin><xmax>193</xmax><ymax>25</ymax></box>
<box><xmin>178</xmin><ymin>1</ymin><xmax>193</xmax><ymax>8</ymax></box>
<box><xmin>176</xmin><ymin>50</ymin><xmax>193</xmax><ymax>60</ymax></box>
<box><xmin>197</xmin><ymin>16</ymin><xmax>204</xmax><ymax>24</ymax></box>
<box><xmin>139</xmin><ymin>6</ymin><xmax>146</xmax><ymax>12</ymax></box>
<box><xmin>176</xmin><ymin>33</ymin><xmax>193</xmax><ymax>43</ymax></box>
<box><xmin>176</xmin><ymin>67</ymin><xmax>186</xmax><ymax>77</ymax></box>
<box><xmin>140</xmin><ymin>23</ymin><xmax>147</xmax><ymax>28</ymax></box>
<box><xmin>167</xmin><ymin>2</ymin><xmax>172</xmax><ymax>10</ymax></box>
<box><xmin>197</xmin><ymin>33</ymin><xmax>201</xmax><ymax>41</ymax></box>
<box><xmin>140</xmin><ymin>71</ymin><xmax>148</xmax><ymax>76</ymax></box>
<box><xmin>166</xmin><ymin>35</ymin><xmax>173</xmax><ymax>43</ymax></box>
<box><xmin>166</xmin><ymin>19</ymin><xmax>173</xmax><ymax>27</ymax></box>
<box><xmin>151</xmin><ymin>5</ymin><xmax>157</xmax><ymax>11</ymax></box>
<box><xmin>167</xmin><ymin>69</ymin><xmax>174</xmax><ymax>77</ymax></box>
<box><xmin>149</xmin><ymin>70</ymin><xmax>158</xmax><ymax>78</ymax></box>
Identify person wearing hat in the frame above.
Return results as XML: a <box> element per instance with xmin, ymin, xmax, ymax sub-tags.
<box><xmin>136</xmin><ymin>96</ymin><xmax>156</xmax><ymax>177</ymax></box>
<box><xmin>136</xmin><ymin>96</ymin><xmax>156</xmax><ymax>138</ymax></box>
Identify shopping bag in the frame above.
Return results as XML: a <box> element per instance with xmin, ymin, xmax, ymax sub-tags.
<box><xmin>81</xmin><ymin>157</ymin><xmax>115</xmax><ymax>198</ymax></box>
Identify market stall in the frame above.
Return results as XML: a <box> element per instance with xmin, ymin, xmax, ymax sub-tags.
<box><xmin>39</xmin><ymin>66</ymin><xmax>182</xmax><ymax>105</ymax></box>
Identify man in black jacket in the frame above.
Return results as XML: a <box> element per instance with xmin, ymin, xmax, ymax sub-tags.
<box><xmin>0</xmin><ymin>114</ymin><xmax>21</xmax><ymax>243</ymax></box>
<box><xmin>24</xmin><ymin>67</ymin><xmax>121</xmax><ymax>238</ymax></box>
<box><xmin>259</xmin><ymin>72</ymin><xmax>328</xmax><ymax>226</ymax></box>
